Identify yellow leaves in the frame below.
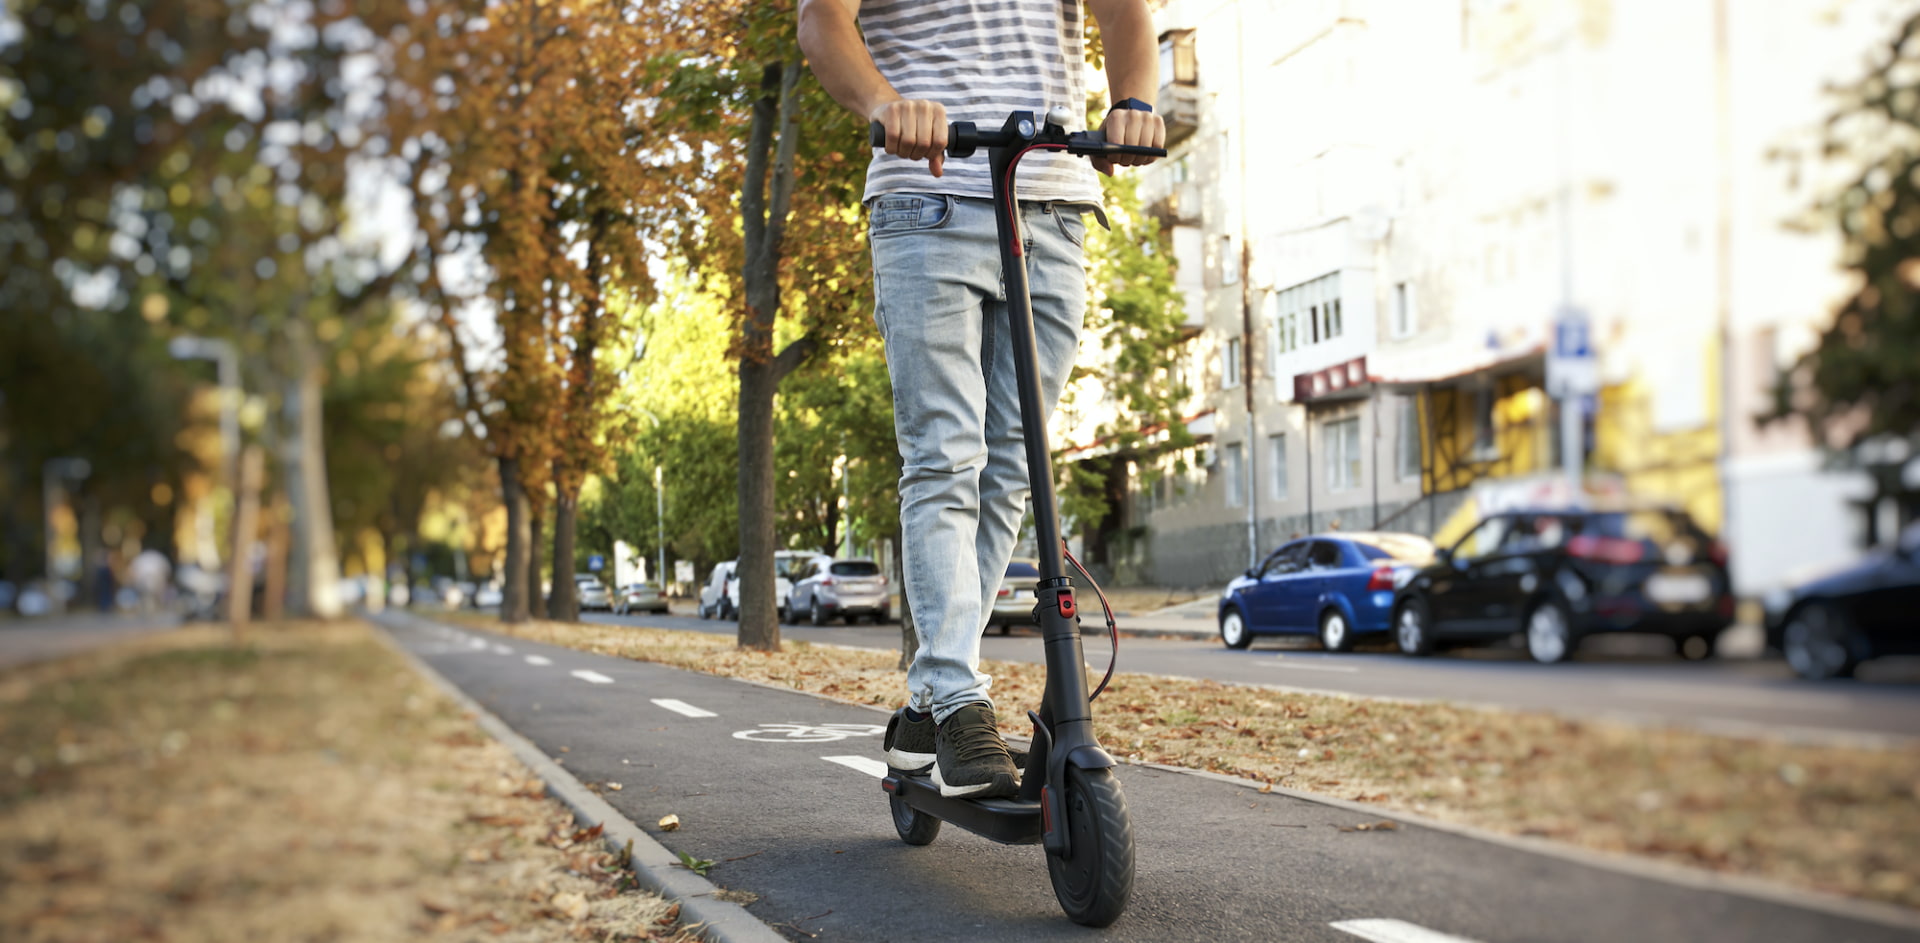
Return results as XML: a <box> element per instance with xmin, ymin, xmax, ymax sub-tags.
<box><xmin>657</xmin><ymin>813</ymin><xmax>680</xmax><ymax>831</ymax></box>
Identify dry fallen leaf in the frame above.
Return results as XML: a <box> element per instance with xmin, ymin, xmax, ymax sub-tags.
<box><xmin>549</xmin><ymin>890</ymin><xmax>589</xmax><ymax>921</ymax></box>
<box><xmin>606</xmin><ymin>782</ymin><xmax>623</xmax><ymax>791</ymax></box>
<box><xmin>658</xmin><ymin>813</ymin><xmax>681</xmax><ymax>831</ymax></box>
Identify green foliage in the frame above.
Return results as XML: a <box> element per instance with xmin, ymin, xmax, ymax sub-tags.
<box><xmin>1056</xmin><ymin>173</ymin><xmax>1196</xmax><ymax>532</ymax></box>
<box><xmin>1770</xmin><ymin>11</ymin><xmax>1920</xmax><ymax>460</ymax></box>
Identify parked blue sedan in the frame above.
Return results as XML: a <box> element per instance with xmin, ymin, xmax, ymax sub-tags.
<box><xmin>1218</xmin><ymin>532</ymin><xmax>1437</xmax><ymax>651</ymax></box>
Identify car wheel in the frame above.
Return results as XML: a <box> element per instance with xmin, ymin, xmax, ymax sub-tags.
<box><xmin>1525</xmin><ymin>600</ymin><xmax>1574</xmax><ymax>664</ymax></box>
<box><xmin>1219</xmin><ymin>609</ymin><xmax>1252</xmax><ymax>650</ymax></box>
<box><xmin>810</xmin><ymin>598</ymin><xmax>825</xmax><ymax>627</ymax></box>
<box><xmin>1783</xmin><ymin>603</ymin><xmax>1860</xmax><ymax>680</ymax></box>
<box><xmin>698</xmin><ymin>602</ymin><xmax>710</xmax><ymax>620</ymax></box>
<box><xmin>1678</xmin><ymin>633</ymin><xmax>1714</xmax><ymax>661</ymax></box>
<box><xmin>1319</xmin><ymin>609</ymin><xmax>1353</xmax><ymax>653</ymax></box>
<box><xmin>1395</xmin><ymin>598</ymin><xmax>1434</xmax><ymax>656</ymax></box>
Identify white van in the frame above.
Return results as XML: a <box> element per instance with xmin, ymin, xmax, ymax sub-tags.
<box><xmin>699</xmin><ymin>561</ymin><xmax>737</xmax><ymax>620</ymax></box>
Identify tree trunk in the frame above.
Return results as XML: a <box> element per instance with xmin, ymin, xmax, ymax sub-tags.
<box><xmin>733</xmin><ymin>61</ymin><xmax>807</xmax><ymax>652</ymax></box>
<box><xmin>282</xmin><ymin>324</ymin><xmax>343</xmax><ymax>619</ymax></box>
<box><xmin>262</xmin><ymin>493</ymin><xmax>288</xmax><ymax>620</ymax></box>
<box><xmin>498</xmin><ymin>456</ymin><xmax>532</xmax><ymax>624</ymax></box>
<box><xmin>736</xmin><ymin>360</ymin><xmax>780</xmax><ymax>649</ymax></box>
<box><xmin>893</xmin><ymin>531</ymin><xmax>917</xmax><ymax>671</ymax></box>
<box><xmin>227</xmin><ymin>445</ymin><xmax>265</xmax><ymax>641</ymax></box>
<box><xmin>528</xmin><ymin>502</ymin><xmax>547</xmax><ymax>620</ymax></box>
<box><xmin>549</xmin><ymin>478</ymin><xmax>580</xmax><ymax>622</ymax></box>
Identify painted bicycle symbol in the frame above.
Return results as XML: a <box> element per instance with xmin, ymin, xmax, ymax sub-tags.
<box><xmin>731</xmin><ymin>723</ymin><xmax>887</xmax><ymax>743</ymax></box>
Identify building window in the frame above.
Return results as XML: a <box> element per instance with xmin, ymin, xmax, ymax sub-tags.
<box><xmin>1273</xmin><ymin>272</ymin><xmax>1342</xmax><ymax>357</ymax></box>
<box><xmin>1159</xmin><ymin>29</ymin><xmax>1197</xmax><ymax>87</ymax></box>
<box><xmin>1326</xmin><ymin>298</ymin><xmax>1343</xmax><ymax>339</ymax></box>
<box><xmin>1471</xmin><ymin>386</ymin><xmax>1497</xmax><ymax>457</ymax></box>
<box><xmin>1268</xmin><ymin>433</ymin><xmax>1288</xmax><ymax>500</ymax></box>
<box><xmin>1222</xmin><ymin>336</ymin><xmax>1242</xmax><ymax>389</ymax></box>
<box><xmin>1171</xmin><ymin>155</ymin><xmax>1192</xmax><ymax>184</ymax></box>
<box><xmin>1223</xmin><ymin>442</ymin><xmax>1244</xmax><ymax>508</ymax></box>
<box><xmin>1393</xmin><ymin>282</ymin><xmax>1417</xmax><ymax>338</ymax></box>
<box><xmin>1325</xmin><ymin>417</ymin><xmax>1362</xmax><ymax>492</ymax></box>
<box><xmin>1219</xmin><ymin>234</ymin><xmax>1239</xmax><ymax>285</ymax></box>
<box><xmin>1396</xmin><ymin>395</ymin><xmax>1421</xmax><ymax>481</ymax></box>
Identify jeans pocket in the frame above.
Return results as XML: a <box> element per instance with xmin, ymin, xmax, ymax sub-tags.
<box><xmin>1053</xmin><ymin>206</ymin><xmax>1089</xmax><ymax>249</ymax></box>
<box><xmin>869</xmin><ymin>193</ymin><xmax>953</xmax><ymax>237</ymax></box>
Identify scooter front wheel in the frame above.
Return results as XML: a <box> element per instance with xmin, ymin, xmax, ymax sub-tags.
<box><xmin>889</xmin><ymin>789</ymin><xmax>941</xmax><ymax>845</ymax></box>
<box><xmin>1046</xmin><ymin>766</ymin><xmax>1134</xmax><ymax>927</ymax></box>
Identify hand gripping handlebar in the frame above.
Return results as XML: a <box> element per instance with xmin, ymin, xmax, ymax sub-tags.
<box><xmin>868</xmin><ymin>116</ymin><xmax>1167</xmax><ymax>161</ymax></box>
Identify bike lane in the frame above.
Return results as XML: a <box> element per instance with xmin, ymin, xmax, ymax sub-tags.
<box><xmin>375</xmin><ymin>611</ymin><xmax>1917</xmax><ymax>943</ymax></box>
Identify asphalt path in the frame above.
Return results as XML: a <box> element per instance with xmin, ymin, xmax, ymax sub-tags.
<box><xmin>568</xmin><ymin>609</ymin><xmax>1920</xmax><ymax>744</ymax></box>
<box><xmin>379</xmin><ymin>609</ymin><xmax>1916</xmax><ymax>943</ymax></box>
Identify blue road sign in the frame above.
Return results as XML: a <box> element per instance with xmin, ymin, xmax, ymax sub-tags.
<box><xmin>587</xmin><ymin>554</ymin><xmax>604</xmax><ymax>570</ymax></box>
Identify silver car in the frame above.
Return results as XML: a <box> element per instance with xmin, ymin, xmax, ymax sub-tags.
<box><xmin>987</xmin><ymin>559</ymin><xmax>1042</xmax><ymax>635</ymax></box>
<box><xmin>613</xmin><ymin>581</ymin><xmax>669</xmax><ymax>615</ymax></box>
<box><xmin>788</xmin><ymin>557</ymin><xmax>891</xmax><ymax>625</ymax></box>
<box><xmin>574</xmin><ymin>574</ymin><xmax>611</xmax><ymax>611</ymax></box>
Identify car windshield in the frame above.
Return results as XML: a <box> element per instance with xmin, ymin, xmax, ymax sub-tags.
<box><xmin>1351</xmin><ymin>535</ymin><xmax>1435</xmax><ymax>564</ymax></box>
<box><xmin>1006</xmin><ymin>561</ymin><xmax>1040</xmax><ymax>578</ymax></box>
<box><xmin>775</xmin><ymin>556</ymin><xmax>809</xmax><ymax>578</ymax></box>
<box><xmin>831</xmin><ymin>561</ymin><xmax>880</xmax><ymax>577</ymax></box>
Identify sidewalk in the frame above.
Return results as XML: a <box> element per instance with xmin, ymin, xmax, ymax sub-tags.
<box><xmin>1106</xmin><ymin>595</ymin><xmax>1218</xmax><ymax>639</ymax></box>
<box><xmin>0</xmin><ymin>612</ymin><xmax>182</xmax><ymax>669</ymax></box>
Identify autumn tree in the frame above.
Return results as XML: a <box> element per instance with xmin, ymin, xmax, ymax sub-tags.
<box><xmin>1769</xmin><ymin>10</ymin><xmax>1920</xmax><ymax>529</ymax></box>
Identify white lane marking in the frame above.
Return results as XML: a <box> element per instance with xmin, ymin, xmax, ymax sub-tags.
<box><xmin>1608</xmin><ymin>682</ymin><xmax>1850</xmax><ymax>713</ymax></box>
<box><xmin>733</xmin><ymin>723</ymin><xmax>887</xmax><ymax>742</ymax></box>
<box><xmin>823</xmin><ymin>755</ymin><xmax>888</xmax><ymax>778</ymax></box>
<box><xmin>651</xmin><ymin>698</ymin><xmax>718</xmax><ymax>718</ymax></box>
<box><xmin>1330</xmin><ymin>918</ymin><xmax>1484</xmax><ymax>943</ymax></box>
<box><xmin>1266</xmin><ymin>659</ymin><xmax>1360</xmax><ymax>674</ymax></box>
<box><xmin>570</xmin><ymin>670</ymin><xmax>615</xmax><ymax>685</ymax></box>
<box><xmin>525</xmin><ymin>655</ymin><xmax>553</xmax><ymax>666</ymax></box>
<box><xmin>468</xmin><ymin>638</ymin><xmax>488</xmax><ymax>649</ymax></box>
<box><xmin>492</xmin><ymin>644</ymin><xmax>513</xmax><ymax>655</ymax></box>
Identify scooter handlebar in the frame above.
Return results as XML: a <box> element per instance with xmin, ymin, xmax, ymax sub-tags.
<box><xmin>868</xmin><ymin>120</ymin><xmax>1165</xmax><ymax>160</ymax></box>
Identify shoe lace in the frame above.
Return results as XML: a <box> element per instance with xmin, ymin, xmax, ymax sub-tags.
<box><xmin>947</xmin><ymin>707</ymin><xmax>1011</xmax><ymax>763</ymax></box>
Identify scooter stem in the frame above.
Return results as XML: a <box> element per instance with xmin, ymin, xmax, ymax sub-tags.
<box><xmin>982</xmin><ymin>116</ymin><xmax>1109</xmax><ymax>829</ymax></box>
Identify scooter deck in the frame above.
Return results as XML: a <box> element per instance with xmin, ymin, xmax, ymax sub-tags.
<box><xmin>883</xmin><ymin>770</ymin><xmax>1043</xmax><ymax>845</ymax></box>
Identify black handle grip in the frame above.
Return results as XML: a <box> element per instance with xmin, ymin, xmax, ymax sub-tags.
<box><xmin>867</xmin><ymin>120</ymin><xmax>1165</xmax><ymax>160</ymax></box>
<box><xmin>869</xmin><ymin>121</ymin><xmax>886</xmax><ymax>147</ymax></box>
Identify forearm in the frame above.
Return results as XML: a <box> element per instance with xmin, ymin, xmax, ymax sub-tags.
<box><xmin>1088</xmin><ymin>0</ymin><xmax>1159</xmax><ymax>105</ymax></box>
<box><xmin>797</xmin><ymin>0</ymin><xmax>898</xmax><ymax>120</ymax></box>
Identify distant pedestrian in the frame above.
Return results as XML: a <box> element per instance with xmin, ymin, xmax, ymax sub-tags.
<box><xmin>130</xmin><ymin>549</ymin><xmax>171</xmax><ymax>614</ymax></box>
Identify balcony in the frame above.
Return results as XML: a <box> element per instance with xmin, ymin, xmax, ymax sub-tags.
<box><xmin>1160</xmin><ymin>83</ymin><xmax>1202</xmax><ymax>150</ymax></box>
<box><xmin>1149</xmin><ymin>181</ymin><xmax>1204</xmax><ymax>229</ymax></box>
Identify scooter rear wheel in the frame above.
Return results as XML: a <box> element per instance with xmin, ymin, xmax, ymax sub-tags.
<box><xmin>1046</xmin><ymin>766</ymin><xmax>1134</xmax><ymax>927</ymax></box>
<box><xmin>888</xmin><ymin>789</ymin><xmax>941</xmax><ymax>845</ymax></box>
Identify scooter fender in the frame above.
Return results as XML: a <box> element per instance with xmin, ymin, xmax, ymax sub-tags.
<box><xmin>1041</xmin><ymin>743</ymin><xmax>1119</xmax><ymax>856</ymax></box>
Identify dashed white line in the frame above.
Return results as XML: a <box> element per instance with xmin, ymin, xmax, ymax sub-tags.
<box><xmin>525</xmin><ymin>655</ymin><xmax>553</xmax><ymax>666</ymax></box>
<box><xmin>823</xmin><ymin>755</ymin><xmax>888</xmax><ymax>778</ymax></box>
<box><xmin>570</xmin><ymin>670</ymin><xmax>615</xmax><ymax>684</ymax></box>
<box><xmin>491</xmin><ymin>644</ymin><xmax>513</xmax><ymax>655</ymax></box>
<box><xmin>651</xmin><ymin>699</ymin><xmax>718</xmax><ymax>718</ymax></box>
<box><xmin>1266</xmin><ymin>659</ymin><xmax>1361</xmax><ymax>673</ymax></box>
<box><xmin>1330</xmin><ymin>918</ymin><xmax>1484</xmax><ymax>943</ymax></box>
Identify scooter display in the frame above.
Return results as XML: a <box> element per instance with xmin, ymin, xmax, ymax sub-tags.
<box><xmin>867</xmin><ymin>110</ymin><xmax>1166</xmax><ymax>927</ymax></box>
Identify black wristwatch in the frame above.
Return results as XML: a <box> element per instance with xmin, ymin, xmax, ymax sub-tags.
<box><xmin>1109</xmin><ymin>97</ymin><xmax>1154</xmax><ymax>114</ymax></box>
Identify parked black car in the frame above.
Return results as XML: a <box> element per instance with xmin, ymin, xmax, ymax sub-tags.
<box><xmin>1391</xmin><ymin>506</ymin><xmax>1734</xmax><ymax>663</ymax></box>
<box><xmin>1764</xmin><ymin>521</ymin><xmax>1920</xmax><ymax>680</ymax></box>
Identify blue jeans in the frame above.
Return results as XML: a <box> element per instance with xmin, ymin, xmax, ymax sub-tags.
<box><xmin>869</xmin><ymin>193</ymin><xmax>1091</xmax><ymax>723</ymax></box>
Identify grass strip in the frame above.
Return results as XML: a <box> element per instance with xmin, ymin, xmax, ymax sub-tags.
<box><xmin>450</xmin><ymin>612</ymin><xmax>1920</xmax><ymax>910</ymax></box>
<box><xmin>0</xmin><ymin>621</ymin><xmax>701</xmax><ymax>943</ymax></box>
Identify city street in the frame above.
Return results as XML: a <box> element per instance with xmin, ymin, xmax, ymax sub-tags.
<box><xmin>568</xmin><ymin>608</ymin><xmax>1920</xmax><ymax>745</ymax></box>
<box><xmin>376</xmin><ymin>609</ymin><xmax>1916</xmax><ymax>943</ymax></box>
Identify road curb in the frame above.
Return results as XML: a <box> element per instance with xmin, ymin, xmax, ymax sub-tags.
<box><xmin>368</xmin><ymin>614</ymin><xmax>790</xmax><ymax>943</ymax></box>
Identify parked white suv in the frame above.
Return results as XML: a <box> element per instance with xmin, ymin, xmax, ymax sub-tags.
<box><xmin>787</xmin><ymin>557</ymin><xmax>890</xmax><ymax>625</ymax></box>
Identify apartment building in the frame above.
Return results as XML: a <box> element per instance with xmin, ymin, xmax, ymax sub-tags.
<box><xmin>1114</xmin><ymin>0</ymin><xmax>1910</xmax><ymax>591</ymax></box>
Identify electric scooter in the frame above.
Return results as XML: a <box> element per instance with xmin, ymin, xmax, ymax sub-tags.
<box><xmin>868</xmin><ymin>110</ymin><xmax>1166</xmax><ymax>927</ymax></box>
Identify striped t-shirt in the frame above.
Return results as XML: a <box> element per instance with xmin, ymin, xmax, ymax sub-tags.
<box><xmin>860</xmin><ymin>0</ymin><xmax>1101</xmax><ymax>204</ymax></box>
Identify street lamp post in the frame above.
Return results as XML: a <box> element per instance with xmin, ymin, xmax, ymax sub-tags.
<box><xmin>654</xmin><ymin>463</ymin><xmax>666</xmax><ymax>596</ymax></box>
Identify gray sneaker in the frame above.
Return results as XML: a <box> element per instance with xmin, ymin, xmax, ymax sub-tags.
<box><xmin>884</xmin><ymin>707</ymin><xmax>935</xmax><ymax>773</ymax></box>
<box><xmin>932</xmin><ymin>702</ymin><xmax>1018</xmax><ymax>799</ymax></box>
